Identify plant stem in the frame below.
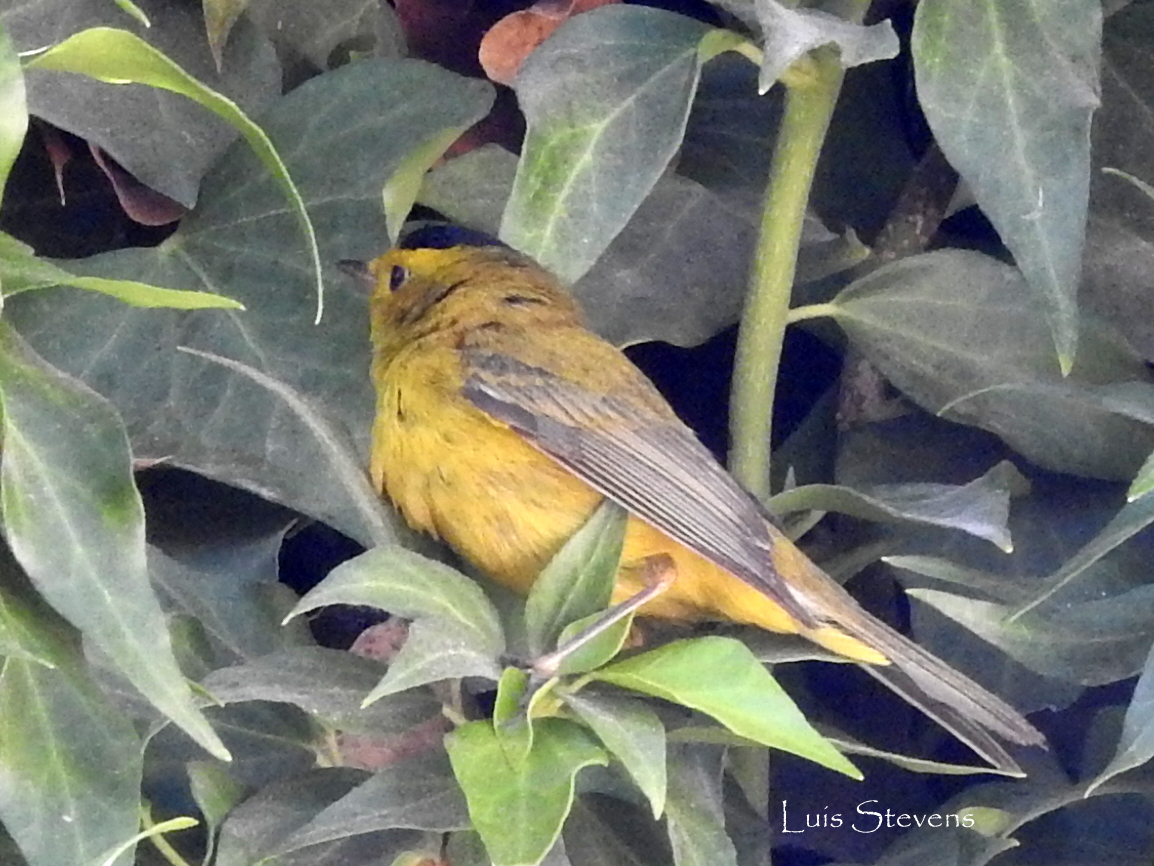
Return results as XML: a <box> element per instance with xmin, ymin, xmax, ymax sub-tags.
<box><xmin>728</xmin><ymin>48</ymin><xmax>846</xmax><ymax>499</ymax></box>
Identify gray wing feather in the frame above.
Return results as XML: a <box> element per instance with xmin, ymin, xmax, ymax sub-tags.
<box><xmin>462</xmin><ymin>350</ymin><xmax>817</xmax><ymax>628</ymax></box>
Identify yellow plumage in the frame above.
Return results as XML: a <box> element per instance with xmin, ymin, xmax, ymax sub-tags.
<box><xmin>362</xmin><ymin>235</ymin><xmax>1044</xmax><ymax>772</ymax></box>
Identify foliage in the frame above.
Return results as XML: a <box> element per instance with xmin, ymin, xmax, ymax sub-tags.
<box><xmin>0</xmin><ymin>0</ymin><xmax>1152</xmax><ymax>865</ymax></box>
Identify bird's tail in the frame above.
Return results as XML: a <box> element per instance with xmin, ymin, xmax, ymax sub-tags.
<box><xmin>766</xmin><ymin>523</ymin><xmax>1045</xmax><ymax>775</ymax></box>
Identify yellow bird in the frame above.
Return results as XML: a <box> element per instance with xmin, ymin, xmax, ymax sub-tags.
<box><xmin>353</xmin><ymin>225</ymin><xmax>1044</xmax><ymax>772</ymax></box>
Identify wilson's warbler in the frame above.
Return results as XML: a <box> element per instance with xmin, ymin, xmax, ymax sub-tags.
<box><xmin>355</xmin><ymin>225</ymin><xmax>1044</xmax><ymax>771</ymax></box>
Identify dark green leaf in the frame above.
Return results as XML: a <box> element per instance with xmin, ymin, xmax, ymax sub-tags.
<box><xmin>769</xmin><ymin>460</ymin><xmax>1025</xmax><ymax>552</ymax></box>
<box><xmin>446</xmin><ymin>718</ymin><xmax>607</xmax><ymax>866</ymax></box>
<box><xmin>273</xmin><ymin>750</ymin><xmax>470</xmax><ymax>857</ymax></box>
<box><xmin>364</xmin><ymin>617</ymin><xmax>503</xmax><ymax>703</ymax></box>
<box><xmin>1011</xmin><ymin>488</ymin><xmax>1154</xmax><ymax>617</ymax></box>
<box><xmin>664</xmin><ymin>744</ymin><xmax>734</xmax><ymax>866</ymax></box>
<box><xmin>201</xmin><ymin>646</ymin><xmax>442</xmax><ymax>734</ymax></box>
<box><xmin>0</xmin><ymin>636</ymin><xmax>142</xmax><ymax>866</ymax></box>
<box><xmin>148</xmin><ymin>527</ymin><xmax>304</xmax><ymax>667</ymax></box>
<box><xmin>591</xmin><ymin>637</ymin><xmax>858</xmax><ymax>777</ymax></box>
<box><xmin>911</xmin><ymin>583</ymin><xmax>1154</xmax><ymax>685</ymax></box>
<box><xmin>563</xmin><ymin>690</ymin><xmax>666</xmax><ymax>818</ymax></box>
<box><xmin>7</xmin><ymin>58</ymin><xmax>493</xmax><ymax>545</ymax></box>
<box><xmin>913</xmin><ymin>0</ymin><xmax>1102</xmax><ymax>368</ymax></box>
<box><xmin>29</xmin><ymin>25</ymin><xmax>326</xmax><ymax>319</ymax></box>
<box><xmin>5</xmin><ymin>0</ymin><xmax>278</xmax><ymax>206</ymax></box>
<box><xmin>288</xmin><ymin>547</ymin><xmax>503</xmax><ymax>666</ymax></box>
<box><xmin>0</xmin><ymin>323</ymin><xmax>227</xmax><ymax>758</ymax></box>
<box><xmin>525</xmin><ymin>500</ymin><xmax>627</xmax><ymax>657</ymax></box>
<box><xmin>246</xmin><ymin>0</ymin><xmax>405</xmax><ymax>67</ymax></box>
<box><xmin>213</xmin><ymin>767</ymin><xmax>418</xmax><ymax>866</ymax></box>
<box><xmin>0</xmin><ymin>19</ymin><xmax>25</xmax><ymax>206</ymax></box>
<box><xmin>186</xmin><ymin>760</ymin><xmax>246</xmax><ymax>865</ymax></box>
<box><xmin>502</xmin><ymin>5</ymin><xmax>740</xmax><ymax>282</ymax></box>
<box><xmin>829</xmin><ymin>250</ymin><xmax>1154</xmax><ymax>479</ymax></box>
<box><xmin>1086</xmin><ymin>640</ymin><xmax>1154</xmax><ymax>792</ymax></box>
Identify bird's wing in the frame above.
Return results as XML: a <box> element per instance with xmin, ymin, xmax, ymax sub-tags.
<box><xmin>460</xmin><ymin>348</ymin><xmax>818</xmax><ymax>629</ymax></box>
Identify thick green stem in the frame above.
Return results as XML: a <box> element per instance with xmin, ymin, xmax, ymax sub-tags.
<box><xmin>728</xmin><ymin>50</ymin><xmax>845</xmax><ymax>499</ymax></box>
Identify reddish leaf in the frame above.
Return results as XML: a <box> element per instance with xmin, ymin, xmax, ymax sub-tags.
<box><xmin>479</xmin><ymin>0</ymin><xmax>619</xmax><ymax>85</ymax></box>
<box><xmin>89</xmin><ymin>143</ymin><xmax>188</xmax><ymax>226</ymax></box>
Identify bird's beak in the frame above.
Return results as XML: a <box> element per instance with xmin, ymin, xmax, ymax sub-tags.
<box><xmin>336</xmin><ymin>259</ymin><xmax>375</xmax><ymax>294</ymax></box>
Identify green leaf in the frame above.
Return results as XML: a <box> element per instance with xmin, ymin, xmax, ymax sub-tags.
<box><xmin>186</xmin><ymin>760</ymin><xmax>245</xmax><ymax>866</ymax></box>
<box><xmin>0</xmin><ymin>641</ymin><xmax>142</xmax><ymax>866</ymax></box>
<box><xmin>287</xmin><ymin>547</ymin><xmax>503</xmax><ymax>657</ymax></box>
<box><xmin>382</xmin><ymin>125</ymin><xmax>475</xmax><ymax>243</ymax></box>
<box><xmin>200</xmin><ymin>646</ymin><xmax>442</xmax><ymax>734</ymax></box>
<box><xmin>246</xmin><ymin>0</ymin><xmax>405</xmax><ymax>68</ymax></box>
<box><xmin>419</xmin><ymin>143</ymin><xmax>517</xmax><ymax>236</ymax></box>
<box><xmin>175</xmin><ymin>346</ymin><xmax>400</xmax><ymax>549</ymax></box>
<box><xmin>0</xmin><ymin>19</ymin><xmax>26</xmax><ymax>207</ymax></box>
<box><xmin>525</xmin><ymin>500</ymin><xmax>627</xmax><ymax>657</ymax></box>
<box><xmin>28</xmin><ymin>26</ymin><xmax>325</xmax><ymax>321</ymax></box>
<box><xmin>828</xmin><ymin>249</ymin><xmax>1154</xmax><ymax>480</ymax></box>
<box><xmin>1130</xmin><ymin>454</ymin><xmax>1154</xmax><ymax>502</ymax></box>
<box><xmin>591</xmin><ymin>637</ymin><xmax>859</xmax><ymax>778</ymax></box>
<box><xmin>0</xmin><ymin>232</ymin><xmax>241</xmax><ymax>308</ymax></box>
<box><xmin>736</xmin><ymin>0</ymin><xmax>900</xmax><ymax>92</ymax></box>
<box><xmin>913</xmin><ymin>0</ymin><xmax>1102</xmax><ymax>369</ymax></box>
<box><xmin>769</xmin><ymin>461</ymin><xmax>1025</xmax><ymax>552</ymax></box>
<box><xmin>445</xmin><ymin>718</ymin><xmax>607</xmax><ymax>866</ymax></box>
<box><xmin>270</xmin><ymin>750</ymin><xmax>470</xmax><ymax>856</ymax></box>
<box><xmin>9</xmin><ymin>1</ymin><xmax>278</xmax><ymax>207</ymax></box>
<box><xmin>0</xmin><ymin>551</ymin><xmax>68</xmax><ymax>668</ymax></box>
<box><xmin>213</xmin><ymin>768</ymin><xmax>421</xmax><ymax>866</ymax></box>
<box><xmin>911</xmin><ymin>584</ymin><xmax>1154</xmax><ymax>685</ymax></box>
<box><xmin>562</xmin><ymin>690</ymin><xmax>666</xmax><ymax>818</ymax></box>
<box><xmin>7</xmin><ymin>58</ymin><xmax>493</xmax><ymax>547</ymax></box>
<box><xmin>493</xmin><ymin>666</ymin><xmax>534</xmax><ymax>765</ymax></box>
<box><xmin>0</xmin><ymin>323</ymin><xmax>228</xmax><ymax>759</ymax></box>
<box><xmin>552</xmin><ymin>610</ymin><xmax>633</xmax><ymax>676</ymax></box>
<box><xmin>362</xmin><ymin>617</ymin><xmax>503</xmax><ymax>704</ymax></box>
<box><xmin>501</xmin><ymin>5</ymin><xmax>737</xmax><ymax>283</ymax></box>
<box><xmin>202</xmin><ymin>0</ymin><xmax>249</xmax><ymax>71</ymax></box>
<box><xmin>1086</xmin><ymin>640</ymin><xmax>1154</xmax><ymax>793</ymax></box>
<box><xmin>664</xmin><ymin>744</ymin><xmax>735</xmax><ymax>866</ymax></box>
<box><xmin>1011</xmin><ymin>488</ymin><xmax>1154</xmax><ymax>618</ymax></box>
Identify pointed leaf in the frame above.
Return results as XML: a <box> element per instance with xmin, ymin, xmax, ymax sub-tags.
<box><xmin>446</xmin><ymin>718</ymin><xmax>607</xmax><ymax>866</ymax></box>
<box><xmin>525</xmin><ymin>500</ymin><xmax>627</xmax><ymax>657</ymax></box>
<box><xmin>287</xmin><ymin>546</ymin><xmax>503</xmax><ymax>655</ymax></box>
<box><xmin>1087</xmin><ymin>640</ymin><xmax>1154</xmax><ymax>792</ymax></box>
<box><xmin>769</xmin><ymin>461</ymin><xmax>1024</xmax><ymax>552</ymax></box>
<box><xmin>911</xmin><ymin>585</ymin><xmax>1154</xmax><ymax>685</ymax></box>
<box><xmin>28</xmin><ymin>26</ymin><xmax>325</xmax><ymax>321</ymax></box>
<box><xmin>591</xmin><ymin>637</ymin><xmax>859</xmax><ymax>777</ymax></box>
<box><xmin>363</xmin><ymin>617</ymin><xmax>503</xmax><ymax>704</ymax></box>
<box><xmin>553</xmin><ymin>610</ymin><xmax>633</xmax><ymax>676</ymax></box>
<box><xmin>501</xmin><ymin>5</ymin><xmax>742</xmax><ymax>282</ymax></box>
<box><xmin>664</xmin><ymin>744</ymin><xmax>734</xmax><ymax>866</ymax></box>
<box><xmin>273</xmin><ymin>750</ymin><xmax>469</xmax><ymax>855</ymax></box>
<box><xmin>200</xmin><ymin>646</ymin><xmax>442</xmax><ymax>733</ymax></box>
<box><xmin>186</xmin><ymin>760</ymin><xmax>245</xmax><ymax>865</ymax></box>
<box><xmin>0</xmin><ymin>638</ymin><xmax>142</xmax><ymax>866</ymax></box>
<box><xmin>0</xmin><ymin>232</ymin><xmax>240</xmax><ymax>308</ymax></box>
<box><xmin>8</xmin><ymin>58</ymin><xmax>494</xmax><ymax>546</ymax></box>
<box><xmin>0</xmin><ymin>323</ymin><xmax>227</xmax><ymax>758</ymax></box>
<box><xmin>829</xmin><ymin>249</ymin><xmax>1154</xmax><ymax>479</ymax></box>
<box><xmin>563</xmin><ymin>690</ymin><xmax>666</xmax><ymax>818</ymax></box>
<box><xmin>913</xmin><ymin>0</ymin><xmax>1102</xmax><ymax>368</ymax></box>
<box><xmin>0</xmin><ymin>20</ymin><xmax>26</xmax><ymax>205</ymax></box>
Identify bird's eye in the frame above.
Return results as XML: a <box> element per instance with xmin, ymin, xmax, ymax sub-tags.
<box><xmin>389</xmin><ymin>265</ymin><xmax>409</xmax><ymax>292</ymax></box>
